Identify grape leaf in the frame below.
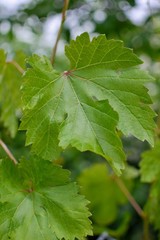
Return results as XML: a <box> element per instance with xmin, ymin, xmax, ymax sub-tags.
<box><xmin>140</xmin><ymin>141</ymin><xmax>160</xmax><ymax>183</ymax></box>
<box><xmin>0</xmin><ymin>49</ymin><xmax>24</xmax><ymax>137</ymax></box>
<box><xmin>20</xmin><ymin>33</ymin><xmax>155</xmax><ymax>174</ymax></box>
<box><xmin>0</xmin><ymin>157</ymin><xmax>92</xmax><ymax>240</ymax></box>
<box><xmin>20</xmin><ymin>55</ymin><xmax>124</xmax><ymax>174</ymax></box>
<box><xmin>65</xmin><ymin>33</ymin><xmax>155</xmax><ymax>144</ymax></box>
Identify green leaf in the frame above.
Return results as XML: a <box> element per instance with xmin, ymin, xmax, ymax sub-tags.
<box><xmin>20</xmin><ymin>55</ymin><xmax>124</xmax><ymax>174</ymax></box>
<box><xmin>0</xmin><ymin>49</ymin><xmax>24</xmax><ymax>137</ymax></box>
<box><xmin>145</xmin><ymin>179</ymin><xmax>160</xmax><ymax>232</ymax></box>
<box><xmin>0</xmin><ymin>157</ymin><xmax>92</xmax><ymax>240</ymax></box>
<box><xmin>93</xmin><ymin>212</ymin><xmax>131</xmax><ymax>237</ymax></box>
<box><xmin>65</xmin><ymin>33</ymin><xmax>155</xmax><ymax>145</ymax></box>
<box><xmin>20</xmin><ymin>33</ymin><xmax>155</xmax><ymax>174</ymax></box>
<box><xmin>140</xmin><ymin>141</ymin><xmax>160</xmax><ymax>183</ymax></box>
<box><xmin>66</xmin><ymin>32</ymin><xmax>142</xmax><ymax>70</ymax></box>
<box><xmin>78</xmin><ymin>163</ymin><xmax>132</xmax><ymax>227</ymax></box>
<box><xmin>140</xmin><ymin>142</ymin><xmax>160</xmax><ymax>234</ymax></box>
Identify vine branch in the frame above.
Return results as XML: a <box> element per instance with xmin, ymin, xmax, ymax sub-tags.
<box><xmin>51</xmin><ymin>0</ymin><xmax>69</xmax><ymax>65</ymax></box>
<box><xmin>7</xmin><ymin>60</ymin><xmax>24</xmax><ymax>74</ymax></box>
<box><xmin>0</xmin><ymin>139</ymin><xmax>18</xmax><ymax>165</ymax></box>
<box><xmin>114</xmin><ymin>176</ymin><xmax>146</xmax><ymax>219</ymax></box>
<box><xmin>155</xmin><ymin>110</ymin><xmax>160</xmax><ymax>141</ymax></box>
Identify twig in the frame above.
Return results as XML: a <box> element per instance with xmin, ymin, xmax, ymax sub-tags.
<box><xmin>114</xmin><ymin>176</ymin><xmax>146</xmax><ymax>219</ymax></box>
<box><xmin>155</xmin><ymin>110</ymin><xmax>160</xmax><ymax>138</ymax></box>
<box><xmin>0</xmin><ymin>139</ymin><xmax>18</xmax><ymax>165</ymax></box>
<box><xmin>51</xmin><ymin>0</ymin><xmax>69</xmax><ymax>65</ymax></box>
<box><xmin>7</xmin><ymin>60</ymin><xmax>24</xmax><ymax>74</ymax></box>
<box><xmin>147</xmin><ymin>0</ymin><xmax>153</xmax><ymax>19</ymax></box>
<box><xmin>143</xmin><ymin>216</ymin><xmax>150</xmax><ymax>240</ymax></box>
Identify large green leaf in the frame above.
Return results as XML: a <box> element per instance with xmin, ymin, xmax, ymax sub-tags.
<box><xmin>20</xmin><ymin>33</ymin><xmax>155</xmax><ymax>174</ymax></box>
<box><xmin>0</xmin><ymin>49</ymin><xmax>24</xmax><ymax>137</ymax></box>
<box><xmin>0</xmin><ymin>157</ymin><xmax>92</xmax><ymax>240</ymax></box>
<box><xmin>20</xmin><ymin>55</ymin><xmax>124</xmax><ymax>174</ymax></box>
<box><xmin>65</xmin><ymin>33</ymin><xmax>155</xmax><ymax>144</ymax></box>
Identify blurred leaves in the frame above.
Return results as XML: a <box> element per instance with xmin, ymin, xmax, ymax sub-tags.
<box><xmin>145</xmin><ymin>179</ymin><xmax>160</xmax><ymax>234</ymax></box>
<box><xmin>78</xmin><ymin>163</ymin><xmax>138</xmax><ymax>237</ymax></box>
<box><xmin>140</xmin><ymin>141</ymin><xmax>160</xmax><ymax>183</ymax></box>
<box><xmin>140</xmin><ymin>141</ymin><xmax>160</xmax><ymax>237</ymax></box>
<box><xmin>0</xmin><ymin>49</ymin><xmax>25</xmax><ymax>137</ymax></box>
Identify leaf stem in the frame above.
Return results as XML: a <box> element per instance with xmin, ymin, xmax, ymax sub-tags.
<box><xmin>51</xmin><ymin>0</ymin><xmax>69</xmax><ymax>65</ymax></box>
<box><xmin>0</xmin><ymin>139</ymin><xmax>18</xmax><ymax>165</ymax></box>
<box><xmin>143</xmin><ymin>216</ymin><xmax>150</xmax><ymax>240</ymax></box>
<box><xmin>155</xmin><ymin>110</ymin><xmax>160</xmax><ymax>139</ymax></box>
<box><xmin>7</xmin><ymin>60</ymin><xmax>24</xmax><ymax>74</ymax></box>
<box><xmin>114</xmin><ymin>176</ymin><xmax>146</xmax><ymax>219</ymax></box>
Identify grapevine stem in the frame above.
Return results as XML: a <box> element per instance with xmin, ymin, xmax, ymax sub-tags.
<box><xmin>51</xmin><ymin>0</ymin><xmax>69</xmax><ymax>65</ymax></box>
<box><xmin>7</xmin><ymin>60</ymin><xmax>24</xmax><ymax>74</ymax></box>
<box><xmin>0</xmin><ymin>139</ymin><xmax>18</xmax><ymax>165</ymax></box>
<box><xmin>143</xmin><ymin>217</ymin><xmax>150</xmax><ymax>240</ymax></box>
<box><xmin>155</xmin><ymin>110</ymin><xmax>160</xmax><ymax>139</ymax></box>
<box><xmin>114</xmin><ymin>176</ymin><xmax>146</xmax><ymax>219</ymax></box>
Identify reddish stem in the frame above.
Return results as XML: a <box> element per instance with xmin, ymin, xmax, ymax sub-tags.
<box><xmin>51</xmin><ymin>0</ymin><xmax>69</xmax><ymax>65</ymax></box>
<box><xmin>0</xmin><ymin>139</ymin><xmax>18</xmax><ymax>165</ymax></box>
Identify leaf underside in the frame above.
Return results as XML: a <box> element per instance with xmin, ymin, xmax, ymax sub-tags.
<box><xmin>20</xmin><ymin>32</ymin><xmax>155</xmax><ymax>174</ymax></box>
<box><xmin>0</xmin><ymin>157</ymin><xmax>92</xmax><ymax>240</ymax></box>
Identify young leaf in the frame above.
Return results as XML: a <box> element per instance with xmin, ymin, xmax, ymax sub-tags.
<box><xmin>20</xmin><ymin>33</ymin><xmax>155</xmax><ymax>174</ymax></box>
<box><xmin>0</xmin><ymin>49</ymin><xmax>24</xmax><ymax>137</ymax></box>
<box><xmin>140</xmin><ymin>141</ymin><xmax>160</xmax><ymax>183</ymax></box>
<box><xmin>0</xmin><ymin>157</ymin><xmax>92</xmax><ymax>240</ymax></box>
